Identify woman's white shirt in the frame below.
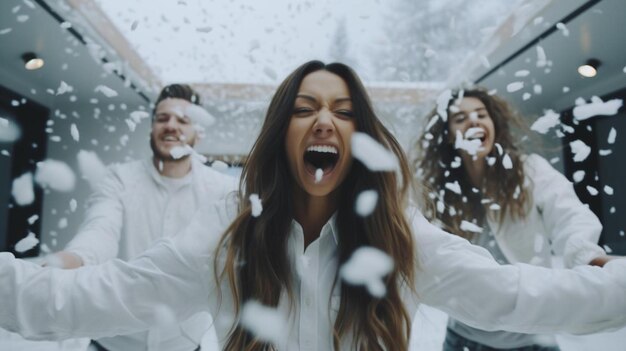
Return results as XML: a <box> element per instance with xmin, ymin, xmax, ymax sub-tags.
<box><xmin>1</xmin><ymin>201</ymin><xmax>626</xmax><ymax>350</ymax></box>
<box><xmin>489</xmin><ymin>154</ymin><xmax>605</xmax><ymax>268</ymax></box>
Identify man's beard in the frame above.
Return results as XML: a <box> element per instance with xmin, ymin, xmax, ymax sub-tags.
<box><xmin>149</xmin><ymin>135</ymin><xmax>194</xmax><ymax>162</ymax></box>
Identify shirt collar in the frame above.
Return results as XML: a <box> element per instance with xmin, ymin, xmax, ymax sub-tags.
<box><xmin>290</xmin><ymin>212</ymin><xmax>339</xmax><ymax>247</ymax></box>
<box><xmin>144</xmin><ymin>156</ymin><xmax>198</xmax><ymax>186</ymax></box>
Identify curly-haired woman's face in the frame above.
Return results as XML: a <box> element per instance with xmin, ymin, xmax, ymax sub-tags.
<box><xmin>285</xmin><ymin>70</ymin><xmax>356</xmax><ymax>198</ymax></box>
<box><xmin>447</xmin><ymin>97</ymin><xmax>495</xmax><ymax>160</ymax></box>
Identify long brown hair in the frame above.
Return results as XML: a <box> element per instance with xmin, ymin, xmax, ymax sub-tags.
<box><xmin>415</xmin><ymin>88</ymin><xmax>530</xmax><ymax>238</ymax></box>
<box><xmin>214</xmin><ymin>61</ymin><xmax>416</xmax><ymax>350</ymax></box>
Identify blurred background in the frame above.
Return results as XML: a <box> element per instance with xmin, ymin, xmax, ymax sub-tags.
<box><xmin>1</xmin><ymin>0</ymin><xmax>625</xmax><ymax>350</ymax></box>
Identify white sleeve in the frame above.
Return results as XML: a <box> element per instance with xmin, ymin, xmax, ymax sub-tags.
<box><xmin>526</xmin><ymin>154</ymin><xmax>605</xmax><ymax>267</ymax></box>
<box><xmin>409</xmin><ymin>209</ymin><xmax>626</xmax><ymax>335</ymax></box>
<box><xmin>64</xmin><ymin>167</ymin><xmax>125</xmax><ymax>265</ymax></box>
<box><xmin>0</xmin><ymin>202</ymin><xmax>226</xmax><ymax>341</ymax></box>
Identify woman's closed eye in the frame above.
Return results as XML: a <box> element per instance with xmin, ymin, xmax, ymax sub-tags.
<box><xmin>293</xmin><ymin>107</ymin><xmax>315</xmax><ymax>116</ymax></box>
<box><xmin>335</xmin><ymin>109</ymin><xmax>354</xmax><ymax>118</ymax></box>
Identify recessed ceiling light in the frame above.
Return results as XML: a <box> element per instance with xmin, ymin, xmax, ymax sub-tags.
<box><xmin>577</xmin><ymin>58</ymin><xmax>600</xmax><ymax>78</ymax></box>
<box><xmin>21</xmin><ymin>52</ymin><xmax>45</xmax><ymax>70</ymax></box>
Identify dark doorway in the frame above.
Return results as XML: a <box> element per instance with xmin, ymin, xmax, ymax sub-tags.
<box><xmin>0</xmin><ymin>84</ymin><xmax>49</xmax><ymax>258</ymax></box>
<box><xmin>561</xmin><ymin>87</ymin><xmax>626</xmax><ymax>255</ymax></box>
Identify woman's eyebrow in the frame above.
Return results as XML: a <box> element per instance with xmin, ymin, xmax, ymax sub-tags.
<box><xmin>451</xmin><ymin>107</ymin><xmax>487</xmax><ymax>118</ymax></box>
<box><xmin>295</xmin><ymin>94</ymin><xmax>317</xmax><ymax>103</ymax></box>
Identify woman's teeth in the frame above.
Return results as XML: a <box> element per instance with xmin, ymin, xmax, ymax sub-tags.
<box><xmin>306</xmin><ymin>145</ymin><xmax>337</xmax><ymax>154</ymax></box>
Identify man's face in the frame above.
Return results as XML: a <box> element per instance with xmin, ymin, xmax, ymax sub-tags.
<box><xmin>150</xmin><ymin>98</ymin><xmax>198</xmax><ymax>160</ymax></box>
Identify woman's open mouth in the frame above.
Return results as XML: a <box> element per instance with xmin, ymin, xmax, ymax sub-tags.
<box><xmin>465</xmin><ymin>127</ymin><xmax>486</xmax><ymax>143</ymax></box>
<box><xmin>303</xmin><ymin>145</ymin><xmax>339</xmax><ymax>179</ymax></box>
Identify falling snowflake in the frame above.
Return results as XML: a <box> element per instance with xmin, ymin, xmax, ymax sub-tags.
<box><xmin>351</xmin><ymin>132</ymin><xmax>399</xmax><ymax>171</ymax></box>
<box><xmin>249</xmin><ymin>193</ymin><xmax>263</xmax><ymax>217</ymax></box>
<box><xmin>340</xmin><ymin>246</ymin><xmax>393</xmax><ymax>297</ymax></box>
<box><xmin>355</xmin><ymin>190</ymin><xmax>378</xmax><ymax>217</ymax></box>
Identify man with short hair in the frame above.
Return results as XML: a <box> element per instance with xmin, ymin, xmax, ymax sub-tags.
<box><xmin>50</xmin><ymin>84</ymin><xmax>235</xmax><ymax>351</ymax></box>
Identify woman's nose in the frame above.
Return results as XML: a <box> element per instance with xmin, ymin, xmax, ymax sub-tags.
<box><xmin>314</xmin><ymin>110</ymin><xmax>334</xmax><ymax>136</ymax></box>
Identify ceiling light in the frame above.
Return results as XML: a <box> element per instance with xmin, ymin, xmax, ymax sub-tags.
<box><xmin>22</xmin><ymin>52</ymin><xmax>44</xmax><ymax>70</ymax></box>
<box><xmin>577</xmin><ymin>58</ymin><xmax>600</xmax><ymax>78</ymax></box>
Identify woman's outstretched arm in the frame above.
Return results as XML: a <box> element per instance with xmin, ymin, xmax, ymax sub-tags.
<box><xmin>409</xmin><ymin>208</ymin><xmax>626</xmax><ymax>334</ymax></box>
<box><xmin>0</xmin><ymin>201</ymin><xmax>228</xmax><ymax>341</ymax></box>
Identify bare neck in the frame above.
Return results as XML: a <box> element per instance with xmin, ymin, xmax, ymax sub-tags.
<box><xmin>461</xmin><ymin>154</ymin><xmax>486</xmax><ymax>189</ymax></box>
<box><xmin>152</xmin><ymin>156</ymin><xmax>192</xmax><ymax>178</ymax></box>
<box><xmin>292</xmin><ymin>187</ymin><xmax>339</xmax><ymax>250</ymax></box>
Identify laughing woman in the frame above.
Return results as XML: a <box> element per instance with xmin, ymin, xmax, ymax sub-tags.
<box><xmin>414</xmin><ymin>87</ymin><xmax>616</xmax><ymax>351</ymax></box>
<box><xmin>2</xmin><ymin>62</ymin><xmax>626</xmax><ymax>351</ymax></box>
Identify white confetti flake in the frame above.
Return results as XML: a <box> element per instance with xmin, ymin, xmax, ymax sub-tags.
<box><xmin>536</xmin><ymin>46</ymin><xmax>547</xmax><ymax>67</ymax></box>
<box><xmin>60</xmin><ymin>21</ymin><xmax>72</xmax><ymax>29</ymax></box>
<box><xmin>95</xmin><ymin>85</ymin><xmax>118</xmax><ymax>98</ymax></box>
<box><xmin>569</xmin><ymin>140</ymin><xmax>591</xmax><ymax>162</ymax></box>
<box><xmin>185</xmin><ymin>104</ymin><xmax>216</xmax><ymax>127</ymax></box>
<box><xmin>351</xmin><ymin>132</ymin><xmax>398</xmax><ymax>171</ymax></box>
<box><xmin>530</xmin><ymin>109</ymin><xmax>560</xmax><ymax>134</ymax></box>
<box><xmin>573</xmin><ymin>97</ymin><xmax>623</xmax><ymax>121</ymax></box>
<box><xmin>444</xmin><ymin>180</ymin><xmax>461</xmax><ymax>195</ymax></box>
<box><xmin>56</xmin><ymin>81</ymin><xmax>73</xmax><ymax>95</ymax></box>
<box><xmin>27</xmin><ymin>214</ymin><xmax>39</xmax><ymax>225</ymax></box>
<box><xmin>211</xmin><ymin>160</ymin><xmax>229</xmax><ymax>171</ymax></box>
<box><xmin>58</xmin><ymin>217</ymin><xmax>68</xmax><ymax>229</ymax></box>
<box><xmin>70</xmin><ymin>123</ymin><xmax>79</xmax><ymax>142</ymax></box>
<box><xmin>15</xmin><ymin>232</ymin><xmax>38</xmax><ymax>253</ymax></box>
<box><xmin>437</xmin><ymin>200</ymin><xmax>445</xmax><ymax>213</ymax></box>
<box><xmin>130</xmin><ymin>110</ymin><xmax>150</xmax><ymax>123</ymax></box>
<box><xmin>436</xmin><ymin>89</ymin><xmax>453</xmax><ymax>122</ymax></box>
<box><xmin>170</xmin><ymin>145</ymin><xmax>193</xmax><ymax>159</ymax></box>
<box><xmin>240</xmin><ymin>301</ymin><xmax>288</xmax><ymax>344</ymax></box>
<box><xmin>604</xmin><ymin>185</ymin><xmax>614</xmax><ymax>195</ymax></box>
<box><xmin>454</xmin><ymin>130</ymin><xmax>482</xmax><ymax>156</ymax></box>
<box><xmin>0</xmin><ymin>117</ymin><xmax>21</xmax><ymax>142</ymax></box>
<box><xmin>196</xmin><ymin>26</ymin><xmax>212</xmax><ymax>33</ymax></box>
<box><xmin>486</xmin><ymin>157</ymin><xmax>496</xmax><ymax>166</ymax></box>
<box><xmin>489</xmin><ymin>203</ymin><xmax>501</xmax><ymax>211</ymax></box>
<box><xmin>603</xmin><ymin>245</ymin><xmax>613</xmax><ymax>254</ymax></box>
<box><xmin>314</xmin><ymin>168</ymin><xmax>323</xmax><ymax>183</ymax></box>
<box><xmin>355</xmin><ymin>190</ymin><xmax>378</xmax><ymax>217</ymax></box>
<box><xmin>556</xmin><ymin>22</ymin><xmax>569</xmax><ymax>36</ymax></box>
<box><xmin>451</xmin><ymin>156</ymin><xmax>461</xmax><ymax>168</ymax></box>
<box><xmin>533</xmin><ymin>84</ymin><xmax>543</xmax><ymax>95</ymax></box>
<box><xmin>460</xmin><ymin>220</ymin><xmax>482</xmax><ymax>233</ymax></box>
<box><xmin>502</xmin><ymin>154</ymin><xmax>513</xmax><ymax>169</ymax></box>
<box><xmin>340</xmin><ymin>247</ymin><xmax>393</xmax><ymax>298</ymax></box>
<box><xmin>249</xmin><ymin>193</ymin><xmax>262</xmax><ymax>217</ymax></box>
<box><xmin>599</xmin><ymin>149</ymin><xmax>612</xmax><ymax>156</ymax></box>
<box><xmin>125</xmin><ymin>119</ymin><xmax>136</xmax><ymax>132</ymax></box>
<box><xmin>506</xmin><ymin>81</ymin><xmax>524</xmax><ymax>93</ymax></box>
<box><xmin>572</xmin><ymin>170</ymin><xmax>585</xmax><ymax>183</ymax></box>
<box><xmin>0</xmin><ymin>28</ymin><xmax>12</xmax><ymax>35</ymax></box>
<box><xmin>17</xmin><ymin>14</ymin><xmax>29</xmax><ymax>22</ymax></box>
<box><xmin>522</xmin><ymin>93</ymin><xmax>531</xmax><ymax>101</ymax></box>
<box><xmin>69</xmin><ymin>198</ymin><xmax>77</xmax><ymax>212</ymax></box>
<box><xmin>608</xmin><ymin>127</ymin><xmax>616</xmax><ymax>144</ymax></box>
<box><xmin>12</xmin><ymin>172</ymin><xmax>34</xmax><ymax>205</ymax></box>
<box><xmin>263</xmin><ymin>66</ymin><xmax>277</xmax><ymax>80</ymax></box>
<box><xmin>586</xmin><ymin>185</ymin><xmax>598</xmax><ymax>196</ymax></box>
<box><xmin>35</xmin><ymin>159</ymin><xmax>76</xmax><ymax>192</ymax></box>
<box><xmin>77</xmin><ymin>150</ymin><xmax>108</xmax><ymax>190</ymax></box>
<box><xmin>514</xmin><ymin>70</ymin><xmax>530</xmax><ymax>77</ymax></box>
